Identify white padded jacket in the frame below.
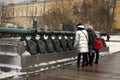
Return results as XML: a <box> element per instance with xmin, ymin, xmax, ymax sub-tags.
<box><xmin>74</xmin><ymin>30</ymin><xmax>89</xmax><ymax>53</ymax></box>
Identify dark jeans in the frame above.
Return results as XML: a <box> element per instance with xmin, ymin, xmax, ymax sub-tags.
<box><xmin>77</xmin><ymin>53</ymin><xmax>87</xmax><ymax>67</ymax></box>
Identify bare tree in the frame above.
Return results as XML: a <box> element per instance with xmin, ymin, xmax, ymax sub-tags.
<box><xmin>0</xmin><ymin>0</ymin><xmax>13</xmax><ymax>26</ymax></box>
<box><xmin>72</xmin><ymin>0</ymin><xmax>115</xmax><ymax>32</ymax></box>
<box><xmin>38</xmin><ymin>1</ymin><xmax>73</xmax><ymax>30</ymax></box>
<box><xmin>91</xmin><ymin>0</ymin><xmax>115</xmax><ymax>32</ymax></box>
<box><xmin>0</xmin><ymin>0</ymin><xmax>6</xmax><ymax>26</ymax></box>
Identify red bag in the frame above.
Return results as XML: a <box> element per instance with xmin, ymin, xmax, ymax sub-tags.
<box><xmin>93</xmin><ymin>37</ymin><xmax>103</xmax><ymax>50</ymax></box>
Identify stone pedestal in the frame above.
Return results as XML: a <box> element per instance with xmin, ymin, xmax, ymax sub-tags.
<box><xmin>0</xmin><ymin>39</ymin><xmax>109</xmax><ymax>73</ymax></box>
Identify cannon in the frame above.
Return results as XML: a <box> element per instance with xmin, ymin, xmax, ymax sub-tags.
<box><xmin>0</xmin><ymin>28</ymin><xmax>109</xmax><ymax>73</ymax></box>
<box><xmin>0</xmin><ymin>28</ymin><xmax>77</xmax><ymax>72</ymax></box>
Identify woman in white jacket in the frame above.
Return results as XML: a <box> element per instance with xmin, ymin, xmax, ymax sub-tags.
<box><xmin>74</xmin><ymin>23</ymin><xmax>89</xmax><ymax>67</ymax></box>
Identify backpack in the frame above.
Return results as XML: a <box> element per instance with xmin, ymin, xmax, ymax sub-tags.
<box><xmin>93</xmin><ymin>36</ymin><xmax>103</xmax><ymax>50</ymax></box>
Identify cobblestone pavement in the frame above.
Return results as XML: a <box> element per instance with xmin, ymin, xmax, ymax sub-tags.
<box><xmin>7</xmin><ymin>51</ymin><xmax>120</xmax><ymax>80</ymax></box>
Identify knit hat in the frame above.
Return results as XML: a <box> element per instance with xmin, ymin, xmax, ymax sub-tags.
<box><xmin>85</xmin><ymin>26</ymin><xmax>93</xmax><ymax>30</ymax></box>
<box><xmin>76</xmin><ymin>23</ymin><xmax>85</xmax><ymax>29</ymax></box>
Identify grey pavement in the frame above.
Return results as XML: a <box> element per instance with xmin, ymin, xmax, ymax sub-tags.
<box><xmin>9</xmin><ymin>51</ymin><xmax>120</xmax><ymax>80</ymax></box>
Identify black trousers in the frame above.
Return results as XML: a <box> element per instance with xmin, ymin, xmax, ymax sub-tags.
<box><xmin>85</xmin><ymin>49</ymin><xmax>99</xmax><ymax>65</ymax></box>
<box><xmin>93</xmin><ymin>49</ymin><xmax>99</xmax><ymax>64</ymax></box>
<box><xmin>86</xmin><ymin>52</ymin><xmax>94</xmax><ymax>65</ymax></box>
<box><xmin>77</xmin><ymin>53</ymin><xmax>87</xmax><ymax>67</ymax></box>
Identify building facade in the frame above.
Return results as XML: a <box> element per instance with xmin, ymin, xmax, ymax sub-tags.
<box><xmin>114</xmin><ymin>1</ymin><xmax>120</xmax><ymax>30</ymax></box>
<box><xmin>1</xmin><ymin>0</ymin><xmax>120</xmax><ymax>31</ymax></box>
<box><xmin>2</xmin><ymin>0</ymin><xmax>82</xmax><ymax>29</ymax></box>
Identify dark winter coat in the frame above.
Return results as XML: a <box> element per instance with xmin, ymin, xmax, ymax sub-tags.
<box><xmin>86</xmin><ymin>28</ymin><xmax>95</xmax><ymax>52</ymax></box>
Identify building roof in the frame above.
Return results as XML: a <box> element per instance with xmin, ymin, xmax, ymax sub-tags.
<box><xmin>8</xmin><ymin>0</ymin><xmax>71</xmax><ymax>6</ymax></box>
<box><xmin>8</xmin><ymin>0</ymin><xmax>58</xmax><ymax>6</ymax></box>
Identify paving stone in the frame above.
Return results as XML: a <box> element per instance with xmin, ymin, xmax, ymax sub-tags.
<box><xmin>9</xmin><ymin>51</ymin><xmax>120</xmax><ymax>80</ymax></box>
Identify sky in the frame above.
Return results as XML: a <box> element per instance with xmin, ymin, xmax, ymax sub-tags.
<box><xmin>0</xmin><ymin>0</ymin><xmax>25</xmax><ymax>4</ymax></box>
<box><xmin>12</xmin><ymin>0</ymin><xmax>45</xmax><ymax>3</ymax></box>
<box><xmin>14</xmin><ymin>0</ymin><xmax>24</xmax><ymax>2</ymax></box>
<box><xmin>0</xmin><ymin>0</ymin><xmax>45</xmax><ymax>4</ymax></box>
<box><xmin>12</xmin><ymin>0</ymin><xmax>25</xmax><ymax>3</ymax></box>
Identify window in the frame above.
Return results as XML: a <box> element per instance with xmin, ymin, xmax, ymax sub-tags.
<box><xmin>45</xmin><ymin>8</ymin><xmax>49</xmax><ymax>14</ymax></box>
<box><xmin>35</xmin><ymin>6</ymin><xmax>38</xmax><ymax>16</ymax></box>
<box><xmin>9</xmin><ymin>11</ymin><xmax>12</xmax><ymax>17</ymax></box>
<box><xmin>14</xmin><ymin>11</ymin><xmax>17</xmax><ymax>17</ymax></box>
<box><xmin>20</xmin><ymin>9</ymin><xmax>27</xmax><ymax>17</ymax></box>
<box><xmin>23</xmin><ymin>9</ymin><xmax>27</xmax><ymax>16</ymax></box>
<box><xmin>20</xmin><ymin>10</ymin><xmax>23</xmax><ymax>16</ymax></box>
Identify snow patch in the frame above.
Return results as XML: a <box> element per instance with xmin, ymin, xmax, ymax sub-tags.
<box><xmin>0</xmin><ymin>71</ymin><xmax>26</xmax><ymax>79</ymax></box>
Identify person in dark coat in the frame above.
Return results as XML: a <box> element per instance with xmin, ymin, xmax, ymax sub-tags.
<box><xmin>106</xmin><ymin>32</ymin><xmax>110</xmax><ymax>42</ymax></box>
<box><xmin>85</xmin><ymin>22</ymin><xmax>95</xmax><ymax>66</ymax></box>
<box><xmin>93</xmin><ymin>31</ymin><xmax>104</xmax><ymax>64</ymax></box>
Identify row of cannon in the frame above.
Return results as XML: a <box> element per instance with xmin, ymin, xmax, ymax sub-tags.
<box><xmin>0</xmin><ymin>28</ymin><xmax>75</xmax><ymax>55</ymax></box>
<box><xmin>0</xmin><ymin>28</ymin><xmax>108</xmax><ymax>73</ymax></box>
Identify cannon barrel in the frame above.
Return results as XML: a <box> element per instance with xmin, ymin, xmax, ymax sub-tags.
<box><xmin>0</xmin><ymin>28</ymin><xmax>34</xmax><ymax>35</ymax></box>
<box><xmin>37</xmin><ymin>30</ymin><xmax>75</xmax><ymax>35</ymax></box>
<box><xmin>0</xmin><ymin>28</ymin><xmax>75</xmax><ymax>36</ymax></box>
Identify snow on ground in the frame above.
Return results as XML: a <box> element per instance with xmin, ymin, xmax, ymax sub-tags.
<box><xmin>0</xmin><ymin>71</ymin><xmax>26</xmax><ymax>79</ymax></box>
<box><xmin>107</xmin><ymin>41</ymin><xmax>120</xmax><ymax>53</ymax></box>
<box><xmin>102</xmin><ymin>35</ymin><xmax>120</xmax><ymax>41</ymax></box>
<box><xmin>109</xmin><ymin>35</ymin><xmax>120</xmax><ymax>41</ymax></box>
<box><xmin>102</xmin><ymin>35</ymin><xmax>120</xmax><ymax>53</ymax></box>
<box><xmin>0</xmin><ymin>35</ymin><xmax>120</xmax><ymax>79</ymax></box>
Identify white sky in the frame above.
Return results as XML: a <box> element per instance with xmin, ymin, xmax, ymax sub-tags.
<box><xmin>11</xmin><ymin>0</ymin><xmax>45</xmax><ymax>3</ymax></box>
<box><xmin>12</xmin><ymin>0</ymin><xmax>25</xmax><ymax>3</ymax></box>
<box><xmin>0</xmin><ymin>0</ymin><xmax>25</xmax><ymax>4</ymax></box>
<box><xmin>0</xmin><ymin>0</ymin><xmax>25</xmax><ymax>3</ymax></box>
